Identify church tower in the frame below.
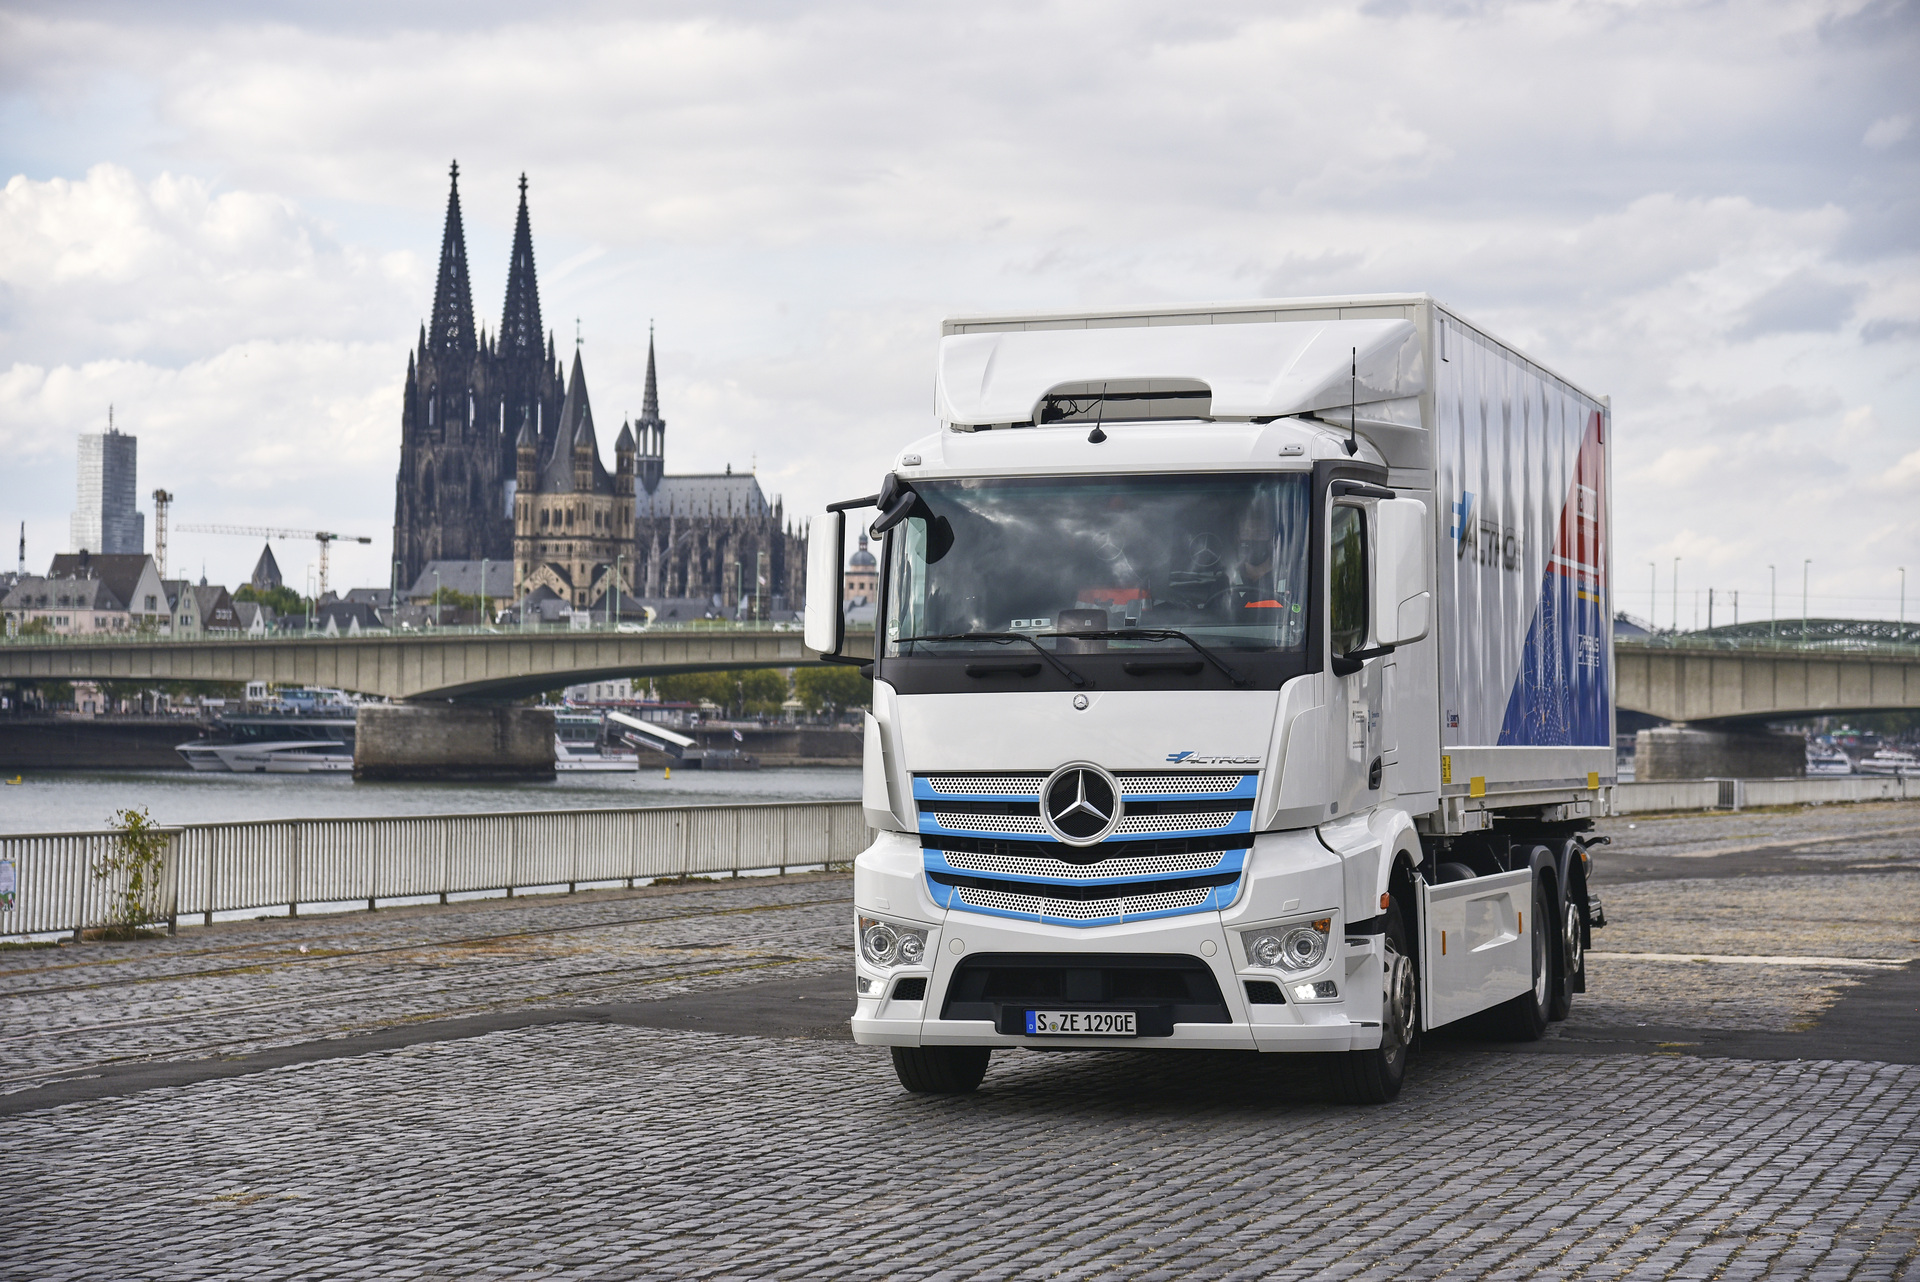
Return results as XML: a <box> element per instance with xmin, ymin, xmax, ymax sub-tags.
<box><xmin>635</xmin><ymin>329</ymin><xmax>665</xmax><ymax>495</ymax></box>
<box><xmin>392</xmin><ymin>161</ymin><xmax>509</xmax><ymax>588</ymax></box>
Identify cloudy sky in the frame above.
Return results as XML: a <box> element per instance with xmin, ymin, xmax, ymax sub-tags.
<box><xmin>2</xmin><ymin>0</ymin><xmax>1916</xmax><ymax>624</ymax></box>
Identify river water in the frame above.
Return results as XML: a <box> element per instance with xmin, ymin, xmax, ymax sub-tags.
<box><xmin>0</xmin><ymin>766</ymin><xmax>864</xmax><ymax>835</ymax></box>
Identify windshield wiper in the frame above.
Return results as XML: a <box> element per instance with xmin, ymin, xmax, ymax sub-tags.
<box><xmin>1055</xmin><ymin>629</ymin><xmax>1250</xmax><ymax>686</ymax></box>
<box><xmin>895</xmin><ymin>633</ymin><xmax>1089</xmax><ymax>687</ymax></box>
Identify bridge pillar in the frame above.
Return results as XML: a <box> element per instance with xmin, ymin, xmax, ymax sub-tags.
<box><xmin>354</xmin><ymin>705</ymin><xmax>556</xmax><ymax>782</ymax></box>
<box><xmin>1634</xmin><ymin>727</ymin><xmax>1804</xmax><ymax>781</ymax></box>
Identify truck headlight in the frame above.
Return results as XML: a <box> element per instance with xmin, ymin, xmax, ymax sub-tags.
<box><xmin>859</xmin><ymin>915</ymin><xmax>928</xmax><ymax>968</ymax></box>
<box><xmin>1242</xmin><ymin>918</ymin><xmax>1331</xmax><ymax>972</ymax></box>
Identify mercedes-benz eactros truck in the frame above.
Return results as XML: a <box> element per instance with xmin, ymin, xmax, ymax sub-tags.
<box><xmin>805</xmin><ymin>295</ymin><xmax>1612</xmax><ymax>1103</ymax></box>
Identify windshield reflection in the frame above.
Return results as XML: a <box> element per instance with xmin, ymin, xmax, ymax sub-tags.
<box><xmin>884</xmin><ymin>474</ymin><xmax>1311</xmax><ymax>657</ymax></box>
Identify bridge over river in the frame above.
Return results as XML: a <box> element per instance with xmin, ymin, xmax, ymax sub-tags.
<box><xmin>0</xmin><ymin>624</ymin><xmax>876</xmax><ymax>702</ymax></box>
<box><xmin>5</xmin><ymin>621</ymin><xmax>1916</xmax><ymax>780</ymax></box>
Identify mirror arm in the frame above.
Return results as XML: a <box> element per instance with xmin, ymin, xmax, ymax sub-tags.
<box><xmin>1346</xmin><ymin>644</ymin><xmax>1396</xmax><ymax>661</ymax></box>
<box><xmin>826</xmin><ymin>493</ymin><xmax>880</xmax><ymax>513</ymax></box>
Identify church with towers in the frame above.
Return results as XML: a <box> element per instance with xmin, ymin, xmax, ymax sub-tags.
<box><xmin>391</xmin><ymin>164</ymin><xmax>806</xmax><ymax>619</ymax></box>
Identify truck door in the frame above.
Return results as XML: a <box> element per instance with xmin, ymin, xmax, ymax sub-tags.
<box><xmin>1328</xmin><ymin>501</ymin><xmax>1383</xmax><ymax>813</ymax></box>
<box><xmin>1418</xmin><ymin>868</ymin><xmax>1533</xmax><ymax>1029</ymax></box>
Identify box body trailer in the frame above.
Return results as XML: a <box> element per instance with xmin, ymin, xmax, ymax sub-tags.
<box><xmin>806</xmin><ymin>294</ymin><xmax>1612</xmax><ymax>1100</ymax></box>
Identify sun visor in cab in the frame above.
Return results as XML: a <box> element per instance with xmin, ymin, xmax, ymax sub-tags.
<box><xmin>935</xmin><ymin>319</ymin><xmax>1425</xmax><ymax>427</ymax></box>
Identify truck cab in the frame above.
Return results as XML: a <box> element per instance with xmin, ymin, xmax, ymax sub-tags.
<box><xmin>807</xmin><ymin>296</ymin><xmax>1612</xmax><ymax>1102</ymax></box>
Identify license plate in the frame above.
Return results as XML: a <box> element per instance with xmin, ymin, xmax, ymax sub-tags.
<box><xmin>1025</xmin><ymin>1010</ymin><xmax>1137</xmax><ymax>1036</ymax></box>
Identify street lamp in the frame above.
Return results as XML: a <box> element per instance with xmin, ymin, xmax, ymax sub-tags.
<box><xmin>1901</xmin><ymin>567</ymin><xmax>1907</xmax><ymax>627</ymax></box>
<box><xmin>1769</xmin><ymin>564</ymin><xmax>1776</xmax><ymax>642</ymax></box>
<box><xmin>613</xmin><ymin>552</ymin><xmax>624</xmax><ymax>629</ymax></box>
<box><xmin>434</xmin><ymin>568</ymin><xmax>442</xmax><ymax>628</ymax></box>
<box><xmin>1802</xmin><ymin>559</ymin><xmax>1810</xmax><ymax>643</ymax></box>
<box><xmin>1672</xmin><ymin>557</ymin><xmax>1680</xmax><ymax>635</ymax></box>
<box><xmin>1648</xmin><ymin>562</ymin><xmax>1656</xmax><ymax>630</ymax></box>
<box><xmin>479</xmin><ymin>558</ymin><xmax>489</xmax><ymax>626</ymax></box>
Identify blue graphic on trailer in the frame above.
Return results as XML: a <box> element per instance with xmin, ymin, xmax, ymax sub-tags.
<box><xmin>1499</xmin><ymin>411</ymin><xmax>1611</xmax><ymax>748</ymax></box>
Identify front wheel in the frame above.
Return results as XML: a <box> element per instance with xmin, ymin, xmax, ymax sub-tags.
<box><xmin>891</xmin><ymin>1045</ymin><xmax>991</xmax><ymax>1094</ymax></box>
<box><xmin>1326</xmin><ymin>896</ymin><xmax>1415</xmax><ymax>1104</ymax></box>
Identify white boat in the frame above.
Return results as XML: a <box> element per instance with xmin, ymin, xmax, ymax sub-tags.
<box><xmin>177</xmin><ymin>742</ymin><xmax>230</xmax><ymax>772</ymax></box>
<box><xmin>213</xmin><ymin>741</ymin><xmax>355</xmax><ymax>774</ymax></box>
<box><xmin>1806</xmin><ymin>746</ymin><xmax>1852</xmax><ymax>776</ymax></box>
<box><xmin>1856</xmin><ymin>749</ymin><xmax>1920</xmax><ymax>778</ymax></box>
<box><xmin>555</xmin><ymin>738</ymin><xmax>640</xmax><ymax>772</ymax></box>
<box><xmin>554</xmin><ymin>710</ymin><xmax>638</xmax><ymax>773</ymax></box>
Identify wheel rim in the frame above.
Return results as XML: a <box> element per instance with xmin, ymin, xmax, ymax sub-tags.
<box><xmin>1563</xmin><ymin>900</ymin><xmax>1583</xmax><ymax>978</ymax></box>
<box><xmin>1382</xmin><ymin>937</ymin><xmax>1416</xmax><ymax>1065</ymax></box>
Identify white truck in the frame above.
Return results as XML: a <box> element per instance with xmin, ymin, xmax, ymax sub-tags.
<box><xmin>805</xmin><ymin>294</ymin><xmax>1612</xmax><ymax>1102</ymax></box>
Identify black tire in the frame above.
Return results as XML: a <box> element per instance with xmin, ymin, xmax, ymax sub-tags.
<box><xmin>891</xmin><ymin>1045</ymin><xmax>991</xmax><ymax>1094</ymax></box>
<box><xmin>1326</xmin><ymin>895</ymin><xmax>1415</xmax><ymax>1104</ymax></box>
<box><xmin>1549</xmin><ymin>887</ymin><xmax>1582</xmax><ymax>1022</ymax></box>
<box><xmin>1485</xmin><ymin>877</ymin><xmax>1552</xmax><ymax>1041</ymax></box>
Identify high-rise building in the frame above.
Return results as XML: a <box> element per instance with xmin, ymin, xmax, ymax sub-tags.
<box><xmin>70</xmin><ymin>411</ymin><xmax>144</xmax><ymax>556</ymax></box>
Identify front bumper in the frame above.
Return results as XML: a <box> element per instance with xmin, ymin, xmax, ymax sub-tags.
<box><xmin>850</xmin><ymin>827</ymin><xmax>1386</xmax><ymax>1054</ymax></box>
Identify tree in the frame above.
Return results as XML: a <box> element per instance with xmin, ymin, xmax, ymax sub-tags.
<box><xmin>234</xmin><ymin>583</ymin><xmax>307</xmax><ymax>616</ymax></box>
<box><xmin>654</xmin><ymin>669</ymin><xmax>791</xmax><ymax>717</ymax></box>
<box><xmin>795</xmin><ymin>664</ymin><xmax>871</xmax><ymax>714</ymax></box>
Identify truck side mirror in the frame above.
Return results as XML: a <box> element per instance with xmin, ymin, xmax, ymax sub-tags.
<box><xmin>1373</xmin><ymin>498</ymin><xmax>1432</xmax><ymax>647</ymax></box>
<box><xmin>804</xmin><ymin>510</ymin><xmax>846</xmax><ymax>656</ymax></box>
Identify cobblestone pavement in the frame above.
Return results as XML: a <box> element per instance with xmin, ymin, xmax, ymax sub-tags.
<box><xmin>13</xmin><ymin>1025</ymin><xmax>1920</xmax><ymax>1280</ymax></box>
<box><xmin>9</xmin><ymin>802</ymin><xmax>1920</xmax><ymax>1278</ymax></box>
<box><xmin>0</xmin><ymin>875</ymin><xmax>854</xmax><ymax>1090</ymax></box>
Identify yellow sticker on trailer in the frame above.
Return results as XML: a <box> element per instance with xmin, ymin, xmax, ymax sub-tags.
<box><xmin>1442</xmin><ymin>755</ymin><xmax>1452</xmax><ymax>785</ymax></box>
<box><xmin>1588</xmin><ymin>771</ymin><xmax>1600</xmax><ymax>789</ymax></box>
<box><xmin>1469</xmin><ymin>776</ymin><xmax>1486</xmax><ymax>797</ymax></box>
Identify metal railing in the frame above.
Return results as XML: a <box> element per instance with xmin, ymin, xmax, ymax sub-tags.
<box><xmin>1615</xmin><ymin>634</ymin><xmax>1920</xmax><ymax>659</ymax></box>
<box><xmin>0</xmin><ymin>619</ymin><xmax>877</xmax><ymax>649</ymax></box>
<box><xmin>0</xmin><ymin>800</ymin><xmax>873</xmax><ymax>939</ymax></box>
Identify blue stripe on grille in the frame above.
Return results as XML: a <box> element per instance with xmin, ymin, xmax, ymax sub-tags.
<box><xmin>922</xmin><ymin>846</ymin><xmax>1247</xmax><ymax>888</ymax></box>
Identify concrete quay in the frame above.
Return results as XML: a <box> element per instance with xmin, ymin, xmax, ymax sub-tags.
<box><xmin>6</xmin><ymin>803</ymin><xmax>1918</xmax><ymax>1279</ymax></box>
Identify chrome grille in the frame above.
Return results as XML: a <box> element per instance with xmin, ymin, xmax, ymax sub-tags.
<box><xmin>1114</xmin><ymin>811</ymin><xmax>1236</xmax><ymax>834</ymax></box>
<box><xmin>939</xmin><ymin>848</ymin><xmax>1227</xmax><ymax>880</ymax></box>
<box><xmin>931</xmin><ymin>812</ymin><xmax>1046</xmax><ymax>835</ymax></box>
<box><xmin>924</xmin><ymin>775</ymin><xmax>1044</xmax><ymax>797</ymax></box>
<box><xmin>1115</xmin><ymin>774</ymin><xmax>1242</xmax><ymax>794</ymax></box>
<box><xmin>954</xmin><ymin>883</ymin><xmax>1214</xmax><ymax>921</ymax></box>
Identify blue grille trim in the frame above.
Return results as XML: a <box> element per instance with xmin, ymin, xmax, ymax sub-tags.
<box><xmin>911</xmin><ymin>773</ymin><xmax>1256</xmax><ymax>803</ymax></box>
<box><xmin>925</xmin><ymin>876</ymin><xmax>1242</xmax><ymax>928</ymax></box>
<box><xmin>922</xmin><ymin>847</ymin><xmax>1247</xmax><ymax>888</ymax></box>
<box><xmin>917</xmin><ymin>811</ymin><xmax>1252</xmax><ymax>841</ymax></box>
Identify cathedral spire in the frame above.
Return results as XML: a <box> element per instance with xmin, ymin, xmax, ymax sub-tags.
<box><xmin>428</xmin><ymin>160</ymin><xmax>475</xmax><ymax>357</ymax></box>
<box><xmin>636</xmin><ymin>322</ymin><xmax>665</xmax><ymax>495</ymax></box>
<box><xmin>640</xmin><ymin>323</ymin><xmax>661</xmax><ymax>424</ymax></box>
<box><xmin>499</xmin><ymin>172</ymin><xmax>543</xmax><ymax>362</ymax></box>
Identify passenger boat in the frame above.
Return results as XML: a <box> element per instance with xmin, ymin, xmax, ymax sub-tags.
<box><xmin>215</xmin><ymin>741</ymin><xmax>355</xmax><ymax>774</ymax></box>
<box><xmin>554</xmin><ymin>711</ymin><xmax>639</xmax><ymax>773</ymax></box>
<box><xmin>1855</xmin><ymin>748</ymin><xmax>1920</xmax><ymax>778</ymax></box>
<box><xmin>175</xmin><ymin>711</ymin><xmax>357</xmax><ymax>774</ymax></box>
<box><xmin>1805</xmin><ymin>746</ymin><xmax>1853</xmax><ymax>776</ymax></box>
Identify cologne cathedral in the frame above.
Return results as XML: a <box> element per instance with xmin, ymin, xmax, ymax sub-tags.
<box><xmin>391</xmin><ymin>164</ymin><xmax>806</xmax><ymax>618</ymax></box>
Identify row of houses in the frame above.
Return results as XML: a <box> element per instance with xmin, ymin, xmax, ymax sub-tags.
<box><xmin>0</xmin><ymin>551</ymin><xmax>282</xmax><ymax>639</ymax></box>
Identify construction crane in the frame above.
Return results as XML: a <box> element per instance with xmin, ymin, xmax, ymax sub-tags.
<box><xmin>173</xmin><ymin>524</ymin><xmax>372</xmax><ymax>596</ymax></box>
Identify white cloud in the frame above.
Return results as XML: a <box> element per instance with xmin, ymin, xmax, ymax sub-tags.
<box><xmin>1863</xmin><ymin>113</ymin><xmax>1911</xmax><ymax>149</ymax></box>
<box><xmin>0</xmin><ymin>1</ymin><xmax>1914</xmax><ymax>611</ymax></box>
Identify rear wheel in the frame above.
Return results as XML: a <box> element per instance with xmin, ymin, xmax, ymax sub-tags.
<box><xmin>1549</xmin><ymin>891</ymin><xmax>1582</xmax><ymax>1022</ymax></box>
<box><xmin>1326</xmin><ymin>896</ymin><xmax>1415</xmax><ymax>1104</ymax></box>
<box><xmin>891</xmin><ymin>1045</ymin><xmax>991</xmax><ymax>1094</ymax></box>
<box><xmin>1485</xmin><ymin>878</ymin><xmax>1552</xmax><ymax>1041</ymax></box>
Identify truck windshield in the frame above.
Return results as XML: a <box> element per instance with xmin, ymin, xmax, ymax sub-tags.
<box><xmin>884</xmin><ymin>473</ymin><xmax>1311</xmax><ymax>659</ymax></box>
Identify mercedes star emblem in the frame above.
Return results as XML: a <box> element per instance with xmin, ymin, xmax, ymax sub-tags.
<box><xmin>1041</xmin><ymin>763</ymin><xmax>1123</xmax><ymax>846</ymax></box>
